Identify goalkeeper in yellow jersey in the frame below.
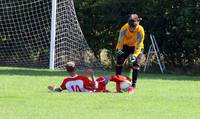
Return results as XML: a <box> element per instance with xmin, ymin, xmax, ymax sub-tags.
<box><xmin>115</xmin><ymin>14</ymin><xmax>145</xmax><ymax>88</ymax></box>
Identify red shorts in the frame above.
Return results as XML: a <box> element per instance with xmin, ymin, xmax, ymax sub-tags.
<box><xmin>95</xmin><ymin>77</ymin><xmax>109</xmax><ymax>92</ymax></box>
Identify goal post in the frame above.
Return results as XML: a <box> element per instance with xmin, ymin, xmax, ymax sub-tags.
<box><xmin>0</xmin><ymin>0</ymin><xmax>102</xmax><ymax>70</ymax></box>
<box><xmin>49</xmin><ymin>0</ymin><xmax>57</xmax><ymax>70</ymax></box>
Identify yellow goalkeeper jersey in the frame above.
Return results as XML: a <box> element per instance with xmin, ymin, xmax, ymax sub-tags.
<box><xmin>116</xmin><ymin>23</ymin><xmax>145</xmax><ymax>57</ymax></box>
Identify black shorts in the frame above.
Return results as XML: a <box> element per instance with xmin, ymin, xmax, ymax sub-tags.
<box><xmin>116</xmin><ymin>45</ymin><xmax>143</xmax><ymax>67</ymax></box>
<box><xmin>116</xmin><ymin>45</ymin><xmax>135</xmax><ymax>65</ymax></box>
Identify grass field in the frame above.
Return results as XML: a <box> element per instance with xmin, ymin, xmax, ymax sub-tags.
<box><xmin>0</xmin><ymin>67</ymin><xmax>200</xmax><ymax>119</ymax></box>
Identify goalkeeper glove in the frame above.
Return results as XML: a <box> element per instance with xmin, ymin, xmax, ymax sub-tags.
<box><xmin>115</xmin><ymin>49</ymin><xmax>124</xmax><ymax>56</ymax></box>
<box><xmin>129</xmin><ymin>56</ymin><xmax>137</xmax><ymax>67</ymax></box>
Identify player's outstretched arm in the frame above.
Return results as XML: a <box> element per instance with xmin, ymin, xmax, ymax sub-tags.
<box><xmin>86</xmin><ymin>69</ymin><xmax>99</xmax><ymax>89</ymax></box>
<box><xmin>48</xmin><ymin>85</ymin><xmax>62</xmax><ymax>92</ymax></box>
<box><xmin>86</xmin><ymin>69</ymin><xmax>96</xmax><ymax>81</ymax></box>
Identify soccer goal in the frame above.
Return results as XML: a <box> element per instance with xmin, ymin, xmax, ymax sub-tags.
<box><xmin>0</xmin><ymin>0</ymin><xmax>102</xmax><ymax>69</ymax></box>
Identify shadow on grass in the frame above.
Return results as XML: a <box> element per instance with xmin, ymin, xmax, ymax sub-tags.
<box><xmin>0</xmin><ymin>68</ymin><xmax>66</xmax><ymax>76</ymax></box>
<box><xmin>139</xmin><ymin>73</ymin><xmax>200</xmax><ymax>81</ymax></box>
<box><xmin>0</xmin><ymin>67</ymin><xmax>199</xmax><ymax>81</ymax></box>
<box><xmin>0</xmin><ymin>68</ymin><xmax>102</xmax><ymax>77</ymax></box>
<box><xmin>0</xmin><ymin>67</ymin><xmax>108</xmax><ymax>77</ymax></box>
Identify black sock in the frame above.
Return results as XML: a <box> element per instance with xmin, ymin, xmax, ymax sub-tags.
<box><xmin>132</xmin><ymin>69</ymin><xmax>139</xmax><ymax>87</ymax></box>
<box><xmin>116</xmin><ymin>65</ymin><xmax>122</xmax><ymax>75</ymax></box>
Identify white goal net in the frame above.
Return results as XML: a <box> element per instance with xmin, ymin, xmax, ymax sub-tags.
<box><xmin>0</xmin><ymin>0</ymin><xmax>102</xmax><ymax>69</ymax></box>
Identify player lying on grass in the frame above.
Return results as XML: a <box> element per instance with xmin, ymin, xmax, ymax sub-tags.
<box><xmin>48</xmin><ymin>61</ymin><xmax>109</xmax><ymax>92</ymax></box>
<box><xmin>48</xmin><ymin>61</ymin><xmax>134</xmax><ymax>94</ymax></box>
<box><xmin>48</xmin><ymin>61</ymin><xmax>96</xmax><ymax>92</ymax></box>
<box><xmin>111</xmin><ymin>75</ymin><xmax>135</xmax><ymax>95</ymax></box>
<box><xmin>87</xmin><ymin>69</ymin><xmax>135</xmax><ymax>95</ymax></box>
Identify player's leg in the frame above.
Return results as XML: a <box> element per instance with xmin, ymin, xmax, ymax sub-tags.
<box><xmin>95</xmin><ymin>76</ymin><xmax>111</xmax><ymax>92</ymax></box>
<box><xmin>116</xmin><ymin>55</ymin><xmax>126</xmax><ymax>75</ymax></box>
<box><xmin>115</xmin><ymin>45</ymin><xmax>132</xmax><ymax>75</ymax></box>
<box><xmin>132</xmin><ymin>69</ymin><xmax>139</xmax><ymax>87</ymax></box>
<box><xmin>131</xmin><ymin>51</ymin><xmax>143</xmax><ymax>87</ymax></box>
<box><xmin>128</xmin><ymin>86</ymin><xmax>135</xmax><ymax>95</ymax></box>
<box><xmin>116</xmin><ymin>82</ymin><xmax>121</xmax><ymax>92</ymax></box>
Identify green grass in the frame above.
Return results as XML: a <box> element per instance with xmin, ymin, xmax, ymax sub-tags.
<box><xmin>0</xmin><ymin>67</ymin><xmax>200</xmax><ymax>119</ymax></box>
